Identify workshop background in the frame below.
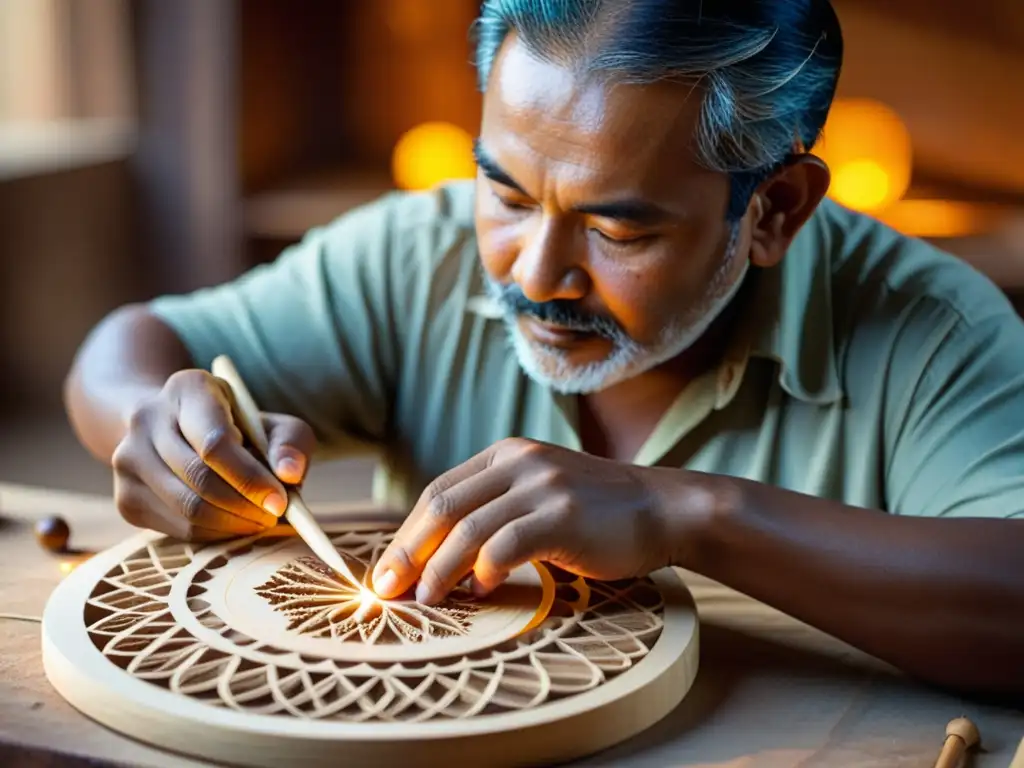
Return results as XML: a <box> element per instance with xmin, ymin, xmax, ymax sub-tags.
<box><xmin>2</xmin><ymin>0</ymin><xmax>1023</xmax><ymax>500</ymax></box>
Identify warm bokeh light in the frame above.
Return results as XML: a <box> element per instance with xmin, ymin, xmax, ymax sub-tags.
<box><xmin>876</xmin><ymin>200</ymin><xmax>991</xmax><ymax>239</ymax></box>
<box><xmin>816</xmin><ymin>99</ymin><xmax>913</xmax><ymax>213</ymax></box>
<box><xmin>830</xmin><ymin>159</ymin><xmax>892</xmax><ymax>211</ymax></box>
<box><xmin>391</xmin><ymin>121</ymin><xmax>477</xmax><ymax>191</ymax></box>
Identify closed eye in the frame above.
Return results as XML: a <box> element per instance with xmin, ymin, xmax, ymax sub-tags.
<box><xmin>592</xmin><ymin>229</ymin><xmax>654</xmax><ymax>248</ymax></box>
<box><xmin>490</xmin><ymin>185</ymin><xmax>534</xmax><ymax>212</ymax></box>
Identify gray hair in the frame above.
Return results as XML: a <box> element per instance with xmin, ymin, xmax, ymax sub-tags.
<box><xmin>472</xmin><ymin>0</ymin><xmax>844</xmax><ymax>219</ymax></box>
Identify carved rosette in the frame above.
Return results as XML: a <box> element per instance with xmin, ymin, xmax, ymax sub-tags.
<box><xmin>82</xmin><ymin>530</ymin><xmax>666</xmax><ymax>723</ymax></box>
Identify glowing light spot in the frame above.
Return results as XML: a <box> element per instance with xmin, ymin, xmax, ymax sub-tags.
<box><xmin>831</xmin><ymin>159</ymin><xmax>893</xmax><ymax>211</ymax></box>
<box><xmin>876</xmin><ymin>199</ymin><xmax>992</xmax><ymax>239</ymax></box>
<box><xmin>816</xmin><ymin>98</ymin><xmax>913</xmax><ymax>213</ymax></box>
<box><xmin>351</xmin><ymin>588</ymin><xmax>378</xmax><ymax>624</ymax></box>
<box><xmin>391</xmin><ymin>121</ymin><xmax>477</xmax><ymax>191</ymax></box>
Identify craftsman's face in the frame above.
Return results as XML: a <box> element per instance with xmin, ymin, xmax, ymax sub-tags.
<box><xmin>474</xmin><ymin>35</ymin><xmax>751</xmax><ymax>394</ymax></box>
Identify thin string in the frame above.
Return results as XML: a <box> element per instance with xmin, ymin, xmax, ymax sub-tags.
<box><xmin>0</xmin><ymin>613</ymin><xmax>43</xmax><ymax>624</ymax></box>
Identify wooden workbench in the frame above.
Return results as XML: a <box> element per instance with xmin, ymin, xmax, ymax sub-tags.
<box><xmin>2</xmin><ymin>481</ymin><xmax>1022</xmax><ymax>767</ymax></box>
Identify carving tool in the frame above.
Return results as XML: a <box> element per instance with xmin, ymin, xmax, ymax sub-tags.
<box><xmin>211</xmin><ymin>355</ymin><xmax>376</xmax><ymax>620</ymax></box>
<box><xmin>1010</xmin><ymin>736</ymin><xmax>1024</xmax><ymax>768</ymax></box>
<box><xmin>932</xmin><ymin>717</ymin><xmax>980</xmax><ymax>768</ymax></box>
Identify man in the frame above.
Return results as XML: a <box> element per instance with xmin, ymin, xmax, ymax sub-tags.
<box><xmin>65</xmin><ymin>0</ymin><xmax>1024</xmax><ymax>697</ymax></box>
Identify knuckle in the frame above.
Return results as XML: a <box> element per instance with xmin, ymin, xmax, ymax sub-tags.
<box><xmin>503</xmin><ymin>436</ymin><xmax>533</xmax><ymax>454</ymax></box>
<box><xmin>182</xmin><ymin>454</ymin><xmax>215</xmax><ymax>493</ymax></box>
<box><xmin>518</xmin><ymin>438</ymin><xmax>544</xmax><ymax>456</ymax></box>
<box><xmin>551</xmin><ymin>492</ymin><xmax>578</xmax><ymax>519</ymax></box>
<box><xmin>126</xmin><ymin>405</ymin><xmax>151</xmax><ymax>432</ymax></box>
<box><xmin>424</xmin><ymin>489</ymin><xmax>455</xmax><ymax>524</ymax></box>
<box><xmin>512</xmin><ymin>438</ymin><xmax>548</xmax><ymax>465</ymax></box>
<box><xmin>453</xmin><ymin>514</ymin><xmax>482</xmax><ymax>546</ymax></box>
<box><xmin>167</xmin><ymin>368</ymin><xmax>208</xmax><ymax>390</ymax></box>
<box><xmin>114</xmin><ymin>486</ymin><xmax>141</xmax><ymax>524</ymax></box>
<box><xmin>483</xmin><ymin>525</ymin><xmax>522</xmax><ymax>571</ymax></box>
<box><xmin>282</xmin><ymin>415</ymin><xmax>315</xmax><ymax>443</ymax></box>
<box><xmin>110</xmin><ymin>441</ymin><xmax>135</xmax><ymax>475</ymax></box>
<box><xmin>178</xmin><ymin>490</ymin><xmax>204</xmax><ymax>521</ymax></box>
<box><xmin>197</xmin><ymin>426</ymin><xmax>232</xmax><ymax>461</ymax></box>
<box><xmin>536</xmin><ymin>466</ymin><xmax>566</xmax><ymax>490</ymax></box>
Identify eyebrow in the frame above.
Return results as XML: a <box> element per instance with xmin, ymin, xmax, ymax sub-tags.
<box><xmin>473</xmin><ymin>139</ymin><xmax>526</xmax><ymax>194</ymax></box>
<box><xmin>473</xmin><ymin>138</ymin><xmax>675</xmax><ymax>226</ymax></box>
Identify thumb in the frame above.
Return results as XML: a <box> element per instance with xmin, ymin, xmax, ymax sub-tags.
<box><xmin>263</xmin><ymin>414</ymin><xmax>316</xmax><ymax>486</ymax></box>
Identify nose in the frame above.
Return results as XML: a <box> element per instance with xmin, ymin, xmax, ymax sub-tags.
<box><xmin>511</xmin><ymin>215</ymin><xmax>589</xmax><ymax>304</ymax></box>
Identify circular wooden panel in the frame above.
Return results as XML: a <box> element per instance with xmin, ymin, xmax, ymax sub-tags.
<box><xmin>42</xmin><ymin>520</ymin><xmax>700</xmax><ymax>768</ymax></box>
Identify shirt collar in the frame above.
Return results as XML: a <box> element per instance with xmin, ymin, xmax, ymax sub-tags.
<box><xmin>740</xmin><ymin>202</ymin><xmax>844</xmax><ymax>404</ymax></box>
<box><xmin>464</xmin><ymin>202</ymin><xmax>844</xmax><ymax>406</ymax></box>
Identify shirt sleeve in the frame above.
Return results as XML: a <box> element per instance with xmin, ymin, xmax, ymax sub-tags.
<box><xmin>148</xmin><ymin>193</ymin><xmax>409</xmax><ymax>458</ymax></box>
<box><xmin>885</xmin><ymin>300</ymin><xmax>1024</xmax><ymax>519</ymax></box>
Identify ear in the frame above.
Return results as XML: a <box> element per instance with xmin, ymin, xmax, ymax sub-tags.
<box><xmin>747</xmin><ymin>155</ymin><xmax>831</xmax><ymax>269</ymax></box>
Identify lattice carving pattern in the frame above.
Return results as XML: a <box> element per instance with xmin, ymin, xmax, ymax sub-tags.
<box><xmin>83</xmin><ymin>532</ymin><xmax>665</xmax><ymax>723</ymax></box>
<box><xmin>253</xmin><ymin>536</ymin><xmax>482</xmax><ymax>644</ymax></box>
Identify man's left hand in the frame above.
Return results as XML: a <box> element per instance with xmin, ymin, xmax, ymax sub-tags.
<box><xmin>370</xmin><ymin>438</ymin><xmax>701</xmax><ymax>605</ymax></box>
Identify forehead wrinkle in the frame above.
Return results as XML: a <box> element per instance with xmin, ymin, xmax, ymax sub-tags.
<box><xmin>483</xmin><ymin>38</ymin><xmax>717</xmax><ymax>215</ymax></box>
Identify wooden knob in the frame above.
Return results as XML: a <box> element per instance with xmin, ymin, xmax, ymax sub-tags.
<box><xmin>35</xmin><ymin>515</ymin><xmax>71</xmax><ymax>553</ymax></box>
<box><xmin>946</xmin><ymin>717</ymin><xmax>980</xmax><ymax>749</ymax></box>
<box><xmin>933</xmin><ymin>717</ymin><xmax>980</xmax><ymax>768</ymax></box>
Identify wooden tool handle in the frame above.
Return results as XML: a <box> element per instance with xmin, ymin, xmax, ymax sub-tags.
<box><xmin>210</xmin><ymin>355</ymin><xmax>362</xmax><ymax>587</ymax></box>
<box><xmin>933</xmin><ymin>717</ymin><xmax>980</xmax><ymax>768</ymax></box>
<box><xmin>210</xmin><ymin>355</ymin><xmax>271</xmax><ymax>460</ymax></box>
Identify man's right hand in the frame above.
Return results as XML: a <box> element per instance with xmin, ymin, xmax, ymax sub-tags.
<box><xmin>111</xmin><ymin>369</ymin><xmax>316</xmax><ymax>541</ymax></box>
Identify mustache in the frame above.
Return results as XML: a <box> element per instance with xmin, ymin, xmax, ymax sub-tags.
<box><xmin>485</xmin><ymin>280</ymin><xmax>623</xmax><ymax>338</ymax></box>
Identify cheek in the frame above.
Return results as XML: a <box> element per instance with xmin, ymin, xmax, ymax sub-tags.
<box><xmin>586</xmin><ymin>254</ymin><xmax>688</xmax><ymax>342</ymax></box>
<box><xmin>474</xmin><ymin>197</ymin><xmax>521</xmax><ymax>281</ymax></box>
<box><xmin>474</xmin><ymin>218</ymin><xmax>520</xmax><ymax>282</ymax></box>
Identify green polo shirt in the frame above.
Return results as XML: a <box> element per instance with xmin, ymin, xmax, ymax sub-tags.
<box><xmin>149</xmin><ymin>181</ymin><xmax>1024</xmax><ymax>519</ymax></box>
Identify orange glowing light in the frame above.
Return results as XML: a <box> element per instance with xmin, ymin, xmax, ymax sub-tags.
<box><xmin>875</xmin><ymin>199</ymin><xmax>989</xmax><ymax>239</ymax></box>
<box><xmin>391</xmin><ymin>121</ymin><xmax>477</xmax><ymax>191</ymax></box>
<box><xmin>816</xmin><ymin>99</ymin><xmax>913</xmax><ymax>213</ymax></box>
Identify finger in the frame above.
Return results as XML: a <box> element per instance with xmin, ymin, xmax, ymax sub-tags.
<box><xmin>263</xmin><ymin>414</ymin><xmax>316</xmax><ymax>485</ymax></box>
<box><xmin>372</xmin><ymin>455</ymin><xmax>509</xmax><ymax>598</ymax></box>
<box><xmin>151</xmin><ymin>416</ymin><xmax>278</xmax><ymax>528</ymax></box>
<box><xmin>471</xmin><ymin>506</ymin><xmax>574</xmax><ymax>597</ymax></box>
<box><xmin>176</xmin><ymin>385</ymin><xmax>288</xmax><ymax>517</ymax></box>
<box><xmin>115</xmin><ymin>473</ymin><xmax>239</xmax><ymax>542</ymax></box>
<box><xmin>129</xmin><ymin>442</ymin><xmax>268</xmax><ymax>537</ymax></box>
<box><xmin>413</xmin><ymin>494</ymin><xmax>530</xmax><ymax>605</ymax></box>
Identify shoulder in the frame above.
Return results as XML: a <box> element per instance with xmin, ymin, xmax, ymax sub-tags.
<box><xmin>815</xmin><ymin>199</ymin><xmax>1017</xmax><ymax>331</ymax></box>
<box><xmin>806</xmin><ymin>201</ymin><xmax>1024</xmax><ymax>409</ymax></box>
<box><xmin>313</xmin><ymin>180</ymin><xmax>477</xmax><ymax>258</ymax></box>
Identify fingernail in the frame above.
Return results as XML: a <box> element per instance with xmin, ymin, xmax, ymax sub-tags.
<box><xmin>277</xmin><ymin>455</ymin><xmax>304</xmax><ymax>481</ymax></box>
<box><xmin>415</xmin><ymin>581</ymin><xmax>434</xmax><ymax>605</ymax></box>
<box><xmin>470</xmin><ymin>575</ymin><xmax>491</xmax><ymax>598</ymax></box>
<box><xmin>374</xmin><ymin>569</ymin><xmax>398</xmax><ymax>598</ymax></box>
<box><xmin>263</xmin><ymin>492</ymin><xmax>287</xmax><ymax>517</ymax></box>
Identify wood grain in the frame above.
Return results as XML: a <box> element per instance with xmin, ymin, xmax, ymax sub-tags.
<box><xmin>41</xmin><ymin>517</ymin><xmax>699</xmax><ymax>767</ymax></box>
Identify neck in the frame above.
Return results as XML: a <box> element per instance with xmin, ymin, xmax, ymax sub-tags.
<box><xmin>576</xmin><ymin>287</ymin><xmax>747</xmax><ymax>462</ymax></box>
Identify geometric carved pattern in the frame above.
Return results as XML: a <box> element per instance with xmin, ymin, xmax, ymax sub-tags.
<box><xmin>44</xmin><ymin>517</ymin><xmax>700</xmax><ymax>768</ymax></box>
<box><xmin>255</xmin><ymin>557</ymin><xmax>480</xmax><ymax>644</ymax></box>
<box><xmin>83</xmin><ymin>532</ymin><xmax>665</xmax><ymax>722</ymax></box>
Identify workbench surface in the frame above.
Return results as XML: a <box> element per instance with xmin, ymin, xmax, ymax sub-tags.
<box><xmin>2</xmin><ymin>481</ymin><xmax>1022</xmax><ymax>767</ymax></box>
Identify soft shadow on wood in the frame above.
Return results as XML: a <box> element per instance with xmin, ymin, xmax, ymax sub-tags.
<box><xmin>568</xmin><ymin>624</ymin><xmax>895</xmax><ymax>767</ymax></box>
<box><xmin>0</xmin><ymin>741</ymin><xmax>135</xmax><ymax>768</ymax></box>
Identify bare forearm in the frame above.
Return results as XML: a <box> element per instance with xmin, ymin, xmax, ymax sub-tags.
<box><xmin>64</xmin><ymin>305</ymin><xmax>194</xmax><ymax>463</ymax></box>
<box><xmin>671</xmin><ymin>474</ymin><xmax>1024</xmax><ymax>695</ymax></box>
